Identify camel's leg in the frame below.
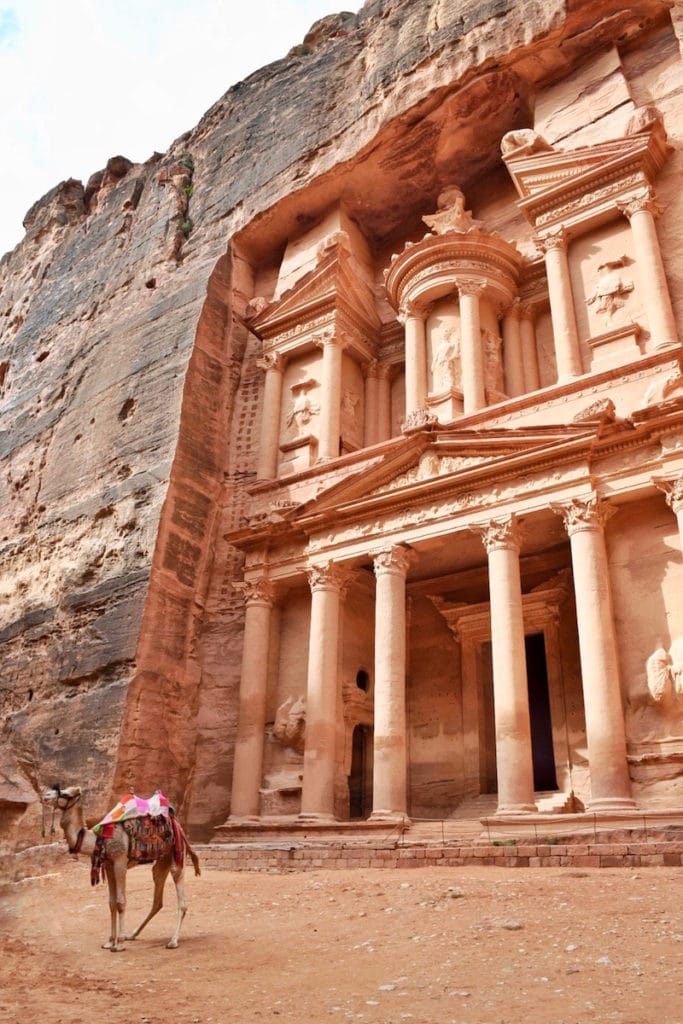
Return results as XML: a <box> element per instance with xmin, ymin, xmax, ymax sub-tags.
<box><xmin>166</xmin><ymin>863</ymin><xmax>188</xmax><ymax>949</ymax></box>
<box><xmin>110</xmin><ymin>856</ymin><xmax>128</xmax><ymax>951</ymax></box>
<box><xmin>129</xmin><ymin>856</ymin><xmax>170</xmax><ymax>940</ymax></box>
<box><xmin>102</xmin><ymin>861</ymin><xmax>118</xmax><ymax>950</ymax></box>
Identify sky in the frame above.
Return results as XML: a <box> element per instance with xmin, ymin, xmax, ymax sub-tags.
<box><xmin>0</xmin><ymin>0</ymin><xmax>362</xmax><ymax>257</ymax></box>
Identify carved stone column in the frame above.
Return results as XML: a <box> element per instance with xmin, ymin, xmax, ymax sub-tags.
<box><xmin>363</xmin><ymin>359</ymin><xmax>379</xmax><ymax>448</ymax></box>
<box><xmin>256</xmin><ymin>353</ymin><xmax>285</xmax><ymax>480</ymax></box>
<box><xmin>300</xmin><ymin>563</ymin><xmax>349</xmax><ymax>821</ymax></box>
<box><xmin>618</xmin><ymin>190</ymin><xmax>678</xmax><ymax>349</ymax></box>
<box><xmin>538</xmin><ymin>230</ymin><xmax>583</xmax><ymax>380</ymax></box>
<box><xmin>519</xmin><ymin>303</ymin><xmax>541</xmax><ymax>392</ymax></box>
<box><xmin>318</xmin><ymin>332</ymin><xmax>344</xmax><ymax>461</ymax></box>
<box><xmin>230</xmin><ymin>577</ymin><xmax>275</xmax><ymax>820</ymax></box>
<box><xmin>372</xmin><ymin>546</ymin><xmax>411</xmax><ymax>819</ymax></box>
<box><xmin>475</xmin><ymin>517</ymin><xmax>536</xmax><ymax>814</ymax></box>
<box><xmin>400</xmin><ymin>302</ymin><xmax>428</xmax><ymax>416</ymax></box>
<box><xmin>552</xmin><ymin>496</ymin><xmax>635</xmax><ymax>810</ymax></box>
<box><xmin>502</xmin><ymin>300</ymin><xmax>525</xmax><ymax>398</ymax></box>
<box><xmin>376</xmin><ymin>363</ymin><xmax>393</xmax><ymax>441</ymax></box>
<box><xmin>457</xmin><ymin>279</ymin><xmax>487</xmax><ymax>414</ymax></box>
<box><xmin>653</xmin><ymin>475</ymin><xmax>683</xmax><ymax>550</ymax></box>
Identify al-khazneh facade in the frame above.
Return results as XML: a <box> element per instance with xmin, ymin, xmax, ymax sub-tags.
<box><xmin>219</xmin><ymin>106</ymin><xmax>683</xmax><ymax>834</ymax></box>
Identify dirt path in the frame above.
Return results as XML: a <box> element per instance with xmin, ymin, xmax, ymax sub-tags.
<box><xmin>1</xmin><ymin>858</ymin><xmax>681</xmax><ymax>1023</ymax></box>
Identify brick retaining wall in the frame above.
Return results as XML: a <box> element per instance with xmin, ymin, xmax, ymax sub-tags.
<box><xmin>197</xmin><ymin>840</ymin><xmax>683</xmax><ymax>872</ymax></box>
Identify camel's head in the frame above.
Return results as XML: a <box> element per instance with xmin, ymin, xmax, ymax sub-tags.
<box><xmin>42</xmin><ymin>784</ymin><xmax>82</xmax><ymax>810</ymax></box>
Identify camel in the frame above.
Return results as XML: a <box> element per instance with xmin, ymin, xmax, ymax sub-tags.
<box><xmin>42</xmin><ymin>784</ymin><xmax>200</xmax><ymax>951</ymax></box>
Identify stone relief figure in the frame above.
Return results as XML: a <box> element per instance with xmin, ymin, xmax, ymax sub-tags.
<box><xmin>286</xmin><ymin>379</ymin><xmax>319</xmax><ymax>432</ymax></box>
<box><xmin>340</xmin><ymin>389</ymin><xmax>361</xmax><ymax>430</ymax></box>
<box><xmin>483</xmin><ymin>330</ymin><xmax>505</xmax><ymax>396</ymax></box>
<box><xmin>669</xmin><ymin>637</ymin><xmax>683</xmax><ymax>695</ymax></box>
<box><xmin>585</xmin><ymin>256</ymin><xmax>634</xmax><ymax>318</ymax></box>
<box><xmin>645</xmin><ymin>639</ymin><xmax>683</xmax><ymax>703</ymax></box>
<box><xmin>431</xmin><ymin>324</ymin><xmax>461</xmax><ymax>392</ymax></box>
<box><xmin>646</xmin><ymin>643</ymin><xmax>674</xmax><ymax>703</ymax></box>
<box><xmin>272</xmin><ymin>695</ymin><xmax>307</xmax><ymax>753</ymax></box>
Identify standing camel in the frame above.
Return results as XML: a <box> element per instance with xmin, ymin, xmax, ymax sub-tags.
<box><xmin>42</xmin><ymin>784</ymin><xmax>200</xmax><ymax>951</ymax></box>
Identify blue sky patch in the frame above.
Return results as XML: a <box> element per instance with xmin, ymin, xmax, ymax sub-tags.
<box><xmin>0</xmin><ymin>7</ymin><xmax>19</xmax><ymax>48</ymax></box>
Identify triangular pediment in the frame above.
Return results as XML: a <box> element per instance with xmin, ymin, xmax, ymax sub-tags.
<box><xmin>249</xmin><ymin>244</ymin><xmax>380</xmax><ymax>341</ymax></box>
<box><xmin>502</xmin><ymin>121</ymin><xmax>670</xmax><ymax>230</ymax></box>
<box><xmin>293</xmin><ymin>423</ymin><xmax>597</xmax><ymax>524</ymax></box>
<box><xmin>505</xmin><ymin>136</ymin><xmax>646</xmax><ymax>201</ymax></box>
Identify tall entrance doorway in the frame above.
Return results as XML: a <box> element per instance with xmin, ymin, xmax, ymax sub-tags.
<box><xmin>478</xmin><ymin>633</ymin><xmax>558</xmax><ymax>794</ymax></box>
<box><xmin>525</xmin><ymin>632</ymin><xmax>558</xmax><ymax>791</ymax></box>
<box><xmin>349</xmin><ymin>724</ymin><xmax>373</xmax><ymax>819</ymax></box>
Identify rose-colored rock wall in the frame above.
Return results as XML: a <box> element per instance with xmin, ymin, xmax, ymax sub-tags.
<box><xmin>1</xmin><ymin>0</ymin><xmax>678</xmax><ymax>844</ymax></box>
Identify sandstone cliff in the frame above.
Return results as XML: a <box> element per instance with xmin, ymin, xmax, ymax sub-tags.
<box><xmin>0</xmin><ymin>0</ymin><xmax>677</xmax><ymax>844</ymax></box>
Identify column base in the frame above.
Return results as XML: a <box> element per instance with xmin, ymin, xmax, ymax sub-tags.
<box><xmin>297</xmin><ymin>812</ymin><xmax>337</xmax><ymax>823</ymax></box>
<box><xmin>227</xmin><ymin>814</ymin><xmax>261</xmax><ymax>825</ymax></box>
<box><xmin>495</xmin><ymin>802</ymin><xmax>537</xmax><ymax>815</ymax></box>
<box><xmin>587</xmin><ymin>796</ymin><xmax>637</xmax><ymax>812</ymax></box>
<box><xmin>368</xmin><ymin>811</ymin><xmax>410</xmax><ymax>824</ymax></box>
<box><xmin>653</xmin><ymin>339</ymin><xmax>679</xmax><ymax>350</ymax></box>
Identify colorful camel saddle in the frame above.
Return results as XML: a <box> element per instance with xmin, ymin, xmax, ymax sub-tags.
<box><xmin>89</xmin><ymin>790</ymin><xmax>187</xmax><ymax>885</ymax></box>
<box><xmin>122</xmin><ymin>814</ymin><xmax>174</xmax><ymax>864</ymax></box>
<box><xmin>93</xmin><ymin>790</ymin><xmax>171</xmax><ymax>833</ymax></box>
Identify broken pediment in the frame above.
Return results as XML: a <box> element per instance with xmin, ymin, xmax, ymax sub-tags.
<box><xmin>248</xmin><ymin>240</ymin><xmax>381</xmax><ymax>355</ymax></box>
<box><xmin>502</xmin><ymin>113</ymin><xmax>671</xmax><ymax>234</ymax></box>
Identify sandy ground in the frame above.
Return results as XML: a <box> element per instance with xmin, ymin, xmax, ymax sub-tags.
<box><xmin>1</xmin><ymin>857</ymin><xmax>682</xmax><ymax>1024</ymax></box>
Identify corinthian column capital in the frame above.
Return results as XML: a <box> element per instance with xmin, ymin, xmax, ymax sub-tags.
<box><xmin>233</xmin><ymin>577</ymin><xmax>276</xmax><ymax>605</ymax></box>
<box><xmin>306</xmin><ymin>561</ymin><xmax>353</xmax><ymax>594</ymax></box>
<box><xmin>537</xmin><ymin>228</ymin><xmax>568</xmax><ymax>254</ymax></box>
<box><xmin>256</xmin><ymin>351</ymin><xmax>285</xmax><ymax>373</ymax></box>
<box><xmin>397</xmin><ymin>299</ymin><xmax>426</xmax><ymax>324</ymax></box>
<box><xmin>653</xmin><ymin>475</ymin><xmax>683</xmax><ymax>514</ymax></box>
<box><xmin>472</xmin><ymin>515</ymin><xmax>523</xmax><ymax>552</ymax></box>
<box><xmin>373</xmin><ymin>545</ymin><xmax>412</xmax><ymax>576</ymax></box>
<box><xmin>456</xmin><ymin>277</ymin><xmax>487</xmax><ymax>298</ymax></box>
<box><xmin>551</xmin><ymin>494</ymin><xmax>616</xmax><ymax>535</ymax></box>
<box><xmin>617</xmin><ymin>187</ymin><xmax>662</xmax><ymax>221</ymax></box>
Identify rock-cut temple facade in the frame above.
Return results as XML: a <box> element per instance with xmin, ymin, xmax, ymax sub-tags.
<box><xmin>2</xmin><ymin>1</ymin><xmax>683</xmax><ymax>845</ymax></box>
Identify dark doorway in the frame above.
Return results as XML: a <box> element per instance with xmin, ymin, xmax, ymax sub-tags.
<box><xmin>525</xmin><ymin>633</ymin><xmax>558</xmax><ymax>791</ymax></box>
<box><xmin>349</xmin><ymin>724</ymin><xmax>373</xmax><ymax>819</ymax></box>
<box><xmin>479</xmin><ymin>641</ymin><xmax>497</xmax><ymax>794</ymax></box>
